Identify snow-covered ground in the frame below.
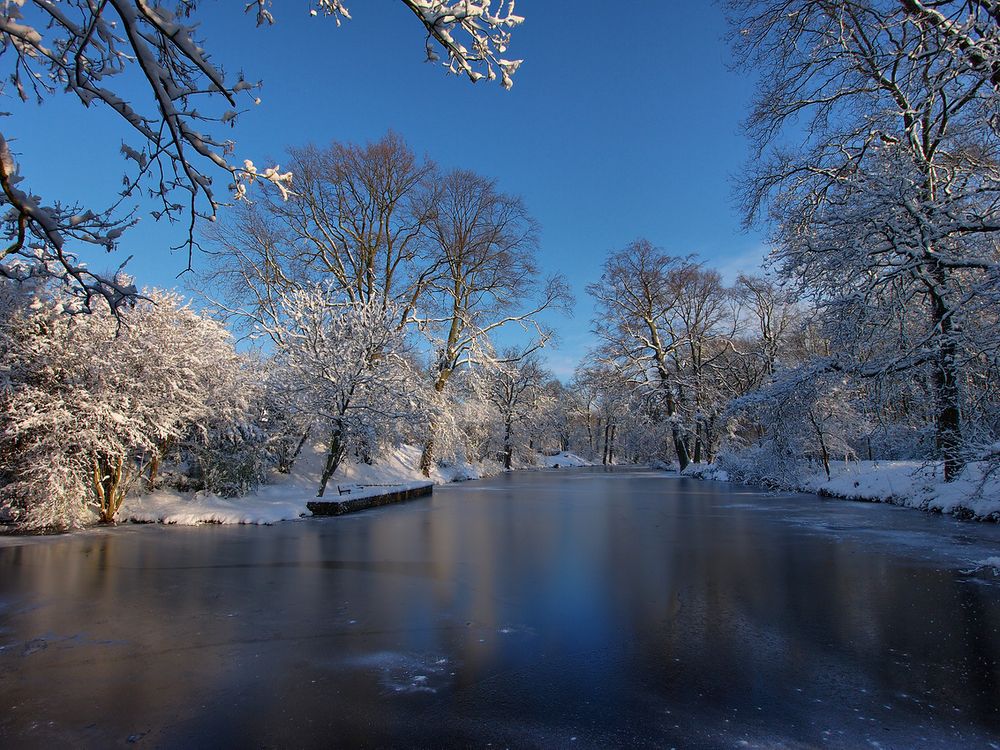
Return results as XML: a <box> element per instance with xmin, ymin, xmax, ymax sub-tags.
<box><xmin>684</xmin><ymin>460</ymin><xmax>1000</xmax><ymax>521</ymax></box>
<box><xmin>537</xmin><ymin>452</ymin><xmax>594</xmax><ymax>468</ymax></box>
<box><xmin>121</xmin><ymin>444</ymin><xmax>499</xmax><ymax>526</ymax></box>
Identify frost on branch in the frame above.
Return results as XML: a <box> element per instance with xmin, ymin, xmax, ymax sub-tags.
<box><xmin>0</xmin><ymin>135</ymin><xmax>138</xmax><ymax>310</ymax></box>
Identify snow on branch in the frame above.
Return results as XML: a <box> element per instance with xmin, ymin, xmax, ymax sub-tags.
<box><xmin>0</xmin><ymin>134</ymin><xmax>138</xmax><ymax>309</ymax></box>
<box><xmin>402</xmin><ymin>0</ymin><xmax>524</xmax><ymax>89</ymax></box>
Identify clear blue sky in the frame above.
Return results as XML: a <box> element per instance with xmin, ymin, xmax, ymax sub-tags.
<box><xmin>10</xmin><ymin>1</ymin><xmax>766</xmax><ymax>379</ymax></box>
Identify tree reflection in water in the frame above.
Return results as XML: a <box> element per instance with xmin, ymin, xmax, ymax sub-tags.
<box><xmin>1</xmin><ymin>468</ymin><xmax>998</xmax><ymax>748</ymax></box>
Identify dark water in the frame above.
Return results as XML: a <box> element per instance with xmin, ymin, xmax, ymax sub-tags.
<box><xmin>2</xmin><ymin>468</ymin><xmax>1000</xmax><ymax>749</ymax></box>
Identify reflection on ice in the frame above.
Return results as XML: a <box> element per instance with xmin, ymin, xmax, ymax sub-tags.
<box><xmin>0</xmin><ymin>467</ymin><xmax>998</xmax><ymax>748</ymax></box>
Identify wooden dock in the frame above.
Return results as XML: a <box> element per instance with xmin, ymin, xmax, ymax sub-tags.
<box><xmin>306</xmin><ymin>482</ymin><xmax>434</xmax><ymax>516</ymax></box>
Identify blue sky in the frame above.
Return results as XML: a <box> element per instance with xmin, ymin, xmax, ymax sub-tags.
<box><xmin>10</xmin><ymin>1</ymin><xmax>766</xmax><ymax>379</ymax></box>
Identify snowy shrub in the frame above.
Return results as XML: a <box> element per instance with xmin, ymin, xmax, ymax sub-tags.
<box><xmin>0</xmin><ymin>285</ymin><xmax>241</xmax><ymax>528</ymax></box>
<box><xmin>188</xmin><ymin>418</ymin><xmax>273</xmax><ymax>498</ymax></box>
<box><xmin>167</xmin><ymin>354</ymin><xmax>283</xmax><ymax>498</ymax></box>
<box><xmin>716</xmin><ymin>442</ymin><xmax>804</xmax><ymax>489</ymax></box>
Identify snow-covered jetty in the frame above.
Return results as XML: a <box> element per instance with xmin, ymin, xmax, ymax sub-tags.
<box><xmin>307</xmin><ymin>481</ymin><xmax>434</xmax><ymax>516</ymax></box>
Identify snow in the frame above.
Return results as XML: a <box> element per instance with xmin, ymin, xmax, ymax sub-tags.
<box><xmin>683</xmin><ymin>463</ymin><xmax>729</xmax><ymax>482</ymax></box>
<box><xmin>687</xmin><ymin>460</ymin><xmax>1000</xmax><ymax>521</ymax></box>
<box><xmin>120</xmin><ymin>488</ymin><xmax>308</xmax><ymax>526</ymax></box>
<box><xmin>538</xmin><ymin>452</ymin><xmax>594</xmax><ymax>468</ymax></box>
<box><xmin>120</xmin><ymin>443</ymin><xmax>498</xmax><ymax>526</ymax></box>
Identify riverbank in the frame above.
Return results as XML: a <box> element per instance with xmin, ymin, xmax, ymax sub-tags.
<box><xmin>683</xmin><ymin>459</ymin><xmax>1000</xmax><ymax>522</ymax></box>
<box><xmin>117</xmin><ymin>448</ymin><xmax>592</xmax><ymax>526</ymax></box>
<box><xmin>119</xmin><ymin>444</ymin><xmax>495</xmax><ymax>526</ymax></box>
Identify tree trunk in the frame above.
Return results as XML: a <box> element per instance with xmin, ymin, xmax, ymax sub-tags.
<box><xmin>147</xmin><ymin>452</ymin><xmax>162</xmax><ymax>491</ymax></box>
<box><xmin>147</xmin><ymin>437</ymin><xmax>175</xmax><ymax>490</ymax></box>
<box><xmin>503</xmin><ymin>417</ymin><xmax>513</xmax><ymax>470</ymax></box>
<box><xmin>927</xmin><ymin>268</ymin><xmax>964</xmax><ymax>481</ymax></box>
<box><xmin>672</xmin><ymin>427</ymin><xmax>691</xmax><ymax>471</ymax></box>
<box><xmin>659</xmin><ymin>378</ymin><xmax>691</xmax><ymax>471</ymax></box>
<box><xmin>317</xmin><ymin>423</ymin><xmax>346</xmax><ymax>497</ymax></box>
<box><xmin>809</xmin><ymin>411</ymin><xmax>831</xmax><ymax>481</ymax></box>
<box><xmin>279</xmin><ymin>430</ymin><xmax>311</xmax><ymax>474</ymax></box>
<box><xmin>419</xmin><ymin>428</ymin><xmax>436</xmax><ymax>478</ymax></box>
<box><xmin>93</xmin><ymin>453</ymin><xmax>126</xmax><ymax>524</ymax></box>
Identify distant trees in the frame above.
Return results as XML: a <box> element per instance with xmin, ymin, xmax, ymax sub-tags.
<box><xmin>587</xmin><ymin>239</ymin><xmax>744</xmax><ymax>469</ymax></box>
<box><xmin>484</xmin><ymin>353</ymin><xmax>551</xmax><ymax>469</ymax></box>
<box><xmin>0</xmin><ymin>1</ymin><xmax>525</xmax><ymax>306</ymax></box>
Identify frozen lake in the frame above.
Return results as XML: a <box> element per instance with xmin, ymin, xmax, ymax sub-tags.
<box><xmin>1</xmin><ymin>467</ymin><xmax>999</xmax><ymax>748</ymax></box>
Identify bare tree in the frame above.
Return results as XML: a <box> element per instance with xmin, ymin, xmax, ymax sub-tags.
<box><xmin>587</xmin><ymin>239</ymin><xmax>701</xmax><ymax>469</ymax></box>
<box><xmin>203</xmin><ymin>132</ymin><xmax>438</xmax><ymax>336</ymax></box>
<box><xmin>484</xmin><ymin>353</ymin><xmax>549</xmax><ymax>469</ymax></box>
<box><xmin>734</xmin><ymin>274</ymin><xmax>799</xmax><ymax>378</ymax></box>
<box><xmin>418</xmin><ymin>168</ymin><xmax>570</xmax><ymax>475</ymax></box>
<box><xmin>664</xmin><ymin>265</ymin><xmax>740</xmax><ymax>463</ymax></box>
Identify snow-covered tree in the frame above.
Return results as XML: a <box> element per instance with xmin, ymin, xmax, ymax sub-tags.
<box><xmin>0</xmin><ymin>1</ymin><xmax>525</xmax><ymax>306</ymax></box>
<box><xmin>723</xmin><ymin>366</ymin><xmax>867</xmax><ymax>486</ymax></box>
<box><xmin>423</xmin><ymin>366</ymin><xmax>495</xmax><ymax>467</ymax></box>
<box><xmin>265</xmin><ymin>284</ymin><xmax>424</xmax><ymax>496</ymax></box>
<box><xmin>0</xmin><ymin>284</ymin><xmax>240</xmax><ymax>527</ymax></box>
<box><xmin>202</xmin><ymin>135</ymin><xmax>569</xmax><ymax>478</ymax></box>
<box><xmin>587</xmin><ymin>239</ymin><xmax>743</xmax><ymax>468</ymax></box>
<box><xmin>483</xmin><ymin>353</ymin><xmax>551</xmax><ymax>469</ymax></box>
<box><xmin>175</xmin><ymin>354</ymin><xmax>282</xmax><ymax>497</ymax></box>
<box><xmin>418</xmin><ymin>168</ymin><xmax>570</xmax><ymax>475</ymax></box>
<box><xmin>731</xmin><ymin>0</ymin><xmax>1000</xmax><ymax>478</ymax></box>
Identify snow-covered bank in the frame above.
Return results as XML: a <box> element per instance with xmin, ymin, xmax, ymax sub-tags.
<box><xmin>121</xmin><ymin>444</ymin><xmax>500</xmax><ymax>526</ymax></box>
<box><xmin>683</xmin><ymin>460</ymin><xmax>1000</xmax><ymax>521</ymax></box>
<box><xmin>538</xmin><ymin>452</ymin><xmax>594</xmax><ymax>468</ymax></box>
